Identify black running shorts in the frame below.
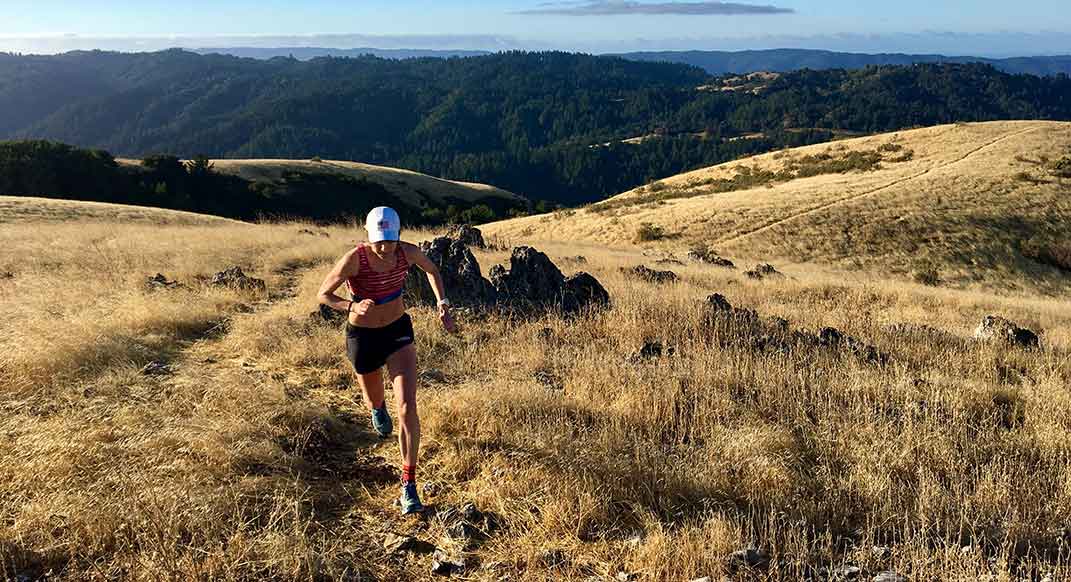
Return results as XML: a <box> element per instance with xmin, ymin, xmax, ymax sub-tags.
<box><xmin>345</xmin><ymin>314</ymin><xmax>415</xmax><ymax>375</ymax></box>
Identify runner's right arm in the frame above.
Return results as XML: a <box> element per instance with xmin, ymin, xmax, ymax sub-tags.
<box><xmin>318</xmin><ymin>250</ymin><xmax>370</xmax><ymax>313</ymax></box>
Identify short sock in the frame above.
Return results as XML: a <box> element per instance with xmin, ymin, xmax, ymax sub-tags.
<box><xmin>402</xmin><ymin>464</ymin><xmax>417</xmax><ymax>484</ymax></box>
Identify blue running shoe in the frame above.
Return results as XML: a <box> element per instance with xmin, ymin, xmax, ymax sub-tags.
<box><xmin>371</xmin><ymin>404</ymin><xmax>393</xmax><ymax>438</ymax></box>
<box><xmin>400</xmin><ymin>482</ymin><xmax>425</xmax><ymax>515</ymax></box>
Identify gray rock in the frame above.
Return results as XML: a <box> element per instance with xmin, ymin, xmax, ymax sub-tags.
<box><xmin>974</xmin><ymin>315</ymin><xmax>1040</xmax><ymax>349</ymax></box>
<box><xmin>689</xmin><ymin>578</ymin><xmax>712</xmax><ymax>582</ymax></box>
<box><xmin>145</xmin><ymin>273</ymin><xmax>181</xmax><ymax>291</ymax></box>
<box><xmin>538</xmin><ymin>548</ymin><xmax>567</xmax><ymax>568</ymax></box>
<box><xmin>631</xmin><ymin>340</ymin><xmax>675</xmax><ymax>361</ymax></box>
<box><xmin>561</xmin><ymin>272</ymin><xmax>611</xmax><ymax>315</ymax></box>
<box><xmin>687</xmin><ymin>248</ymin><xmax>735</xmax><ymax>268</ymax></box>
<box><xmin>419</xmin><ymin>368</ymin><xmax>448</xmax><ymax>384</ymax></box>
<box><xmin>872</xmin><ymin>571</ymin><xmax>906</xmax><ymax>582</ymax></box>
<box><xmin>745</xmin><ymin>263</ymin><xmax>782</xmax><ymax>280</ymax></box>
<box><xmin>838</xmin><ymin>565</ymin><xmax>862</xmax><ymax>579</ymax></box>
<box><xmin>383</xmin><ymin>533</ymin><xmax>420</xmax><ymax>554</ymax></box>
<box><xmin>447</xmin><ymin>224</ymin><xmax>486</xmax><ymax>249</ymax></box>
<box><xmin>431</xmin><ymin>549</ymin><xmax>466</xmax><ymax>575</ymax></box>
<box><xmin>139</xmin><ymin>361</ymin><xmax>174</xmax><ymax>376</ymax></box>
<box><xmin>727</xmin><ymin>547</ymin><xmax>770</xmax><ymax>570</ymax></box>
<box><xmin>621</xmin><ymin>265</ymin><xmax>679</xmax><ymax>284</ymax></box>
<box><xmin>406</xmin><ymin>236</ymin><xmax>498</xmax><ymax>309</ymax></box>
<box><xmin>210</xmin><ymin>266</ymin><xmax>266</xmax><ymax>292</ymax></box>
<box><xmin>491</xmin><ymin>246</ymin><xmax>565</xmax><ymax>305</ymax></box>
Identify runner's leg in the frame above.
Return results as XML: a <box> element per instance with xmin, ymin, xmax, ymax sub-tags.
<box><xmin>355</xmin><ymin>368</ymin><xmax>386</xmax><ymax>410</ymax></box>
<box><xmin>386</xmin><ymin>344</ymin><xmax>419</xmax><ymax>472</ymax></box>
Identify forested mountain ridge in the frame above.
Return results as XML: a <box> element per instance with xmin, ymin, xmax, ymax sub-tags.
<box><xmin>618</xmin><ymin>49</ymin><xmax>1071</xmax><ymax>77</ymax></box>
<box><xmin>4</xmin><ymin>49</ymin><xmax>1071</xmax><ymax>204</ymax></box>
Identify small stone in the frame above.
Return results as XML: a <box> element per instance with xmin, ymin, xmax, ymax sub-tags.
<box><xmin>690</xmin><ymin>578</ymin><xmax>712</xmax><ymax>582</ymax></box>
<box><xmin>621</xmin><ymin>265</ymin><xmax>679</xmax><ymax>284</ymax></box>
<box><xmin>974</xmin><ymin>315</ymin><xmax>1040</xmax><ymax>349</ymax></box>
<box><xmin>745</xmin><ymin>263</ymin><xmax>782</xmax><ymax>279</ymax></box>
<box><xmin>383</xmin><ymin>533</ymin><xmax>418</xmax><ymax>554</ymax></box>
<box><xmin>538</xmin><ymin>548</ymin><xmax>567</xmax><ymax>567</ymax></box>
<box><xmin>615</xmin><ymin>572</ymin><xmax>637</xmax><ymax>582</ymax></box>
<box><xmin>145</xmin><ymin>273</ymin><xmax>181</xmax><ymax>290</ymax></box>
<box><xmin>632</xmin><ymin>340</ymin><xmax>674</xmax><ymax>361</ymax></box>
<box><xmin>420</xmin><ymin>369</ymin><xmax>448</xmax><ymax>384</ymax></box>
<box><xmin>431</xmin><ymin>549</ymin><xmax>466</xmax><ymax>575</ymax></box>
<box><xmin>461</xmin><ymin>502</ymin><xmax>483</xmax><ymax>523</ymax></box>
<box><xmin>728</xmin><ymin>548</ymin><xmax>770</xmax><ymax>570</ymax></box>
<box><xmin>139</xmin><ymin>361</ymin><xmax>173</xmax><ymax>376</ymax></box>
<box><xmin>872</xmin><ymin>571</ymin><xmax>906</xmax><ymax>582</ymax></box>
<box><xmin>839</xmin><ymin>565</ymin><xmax>862</xmax><ymax>579</ymax></box>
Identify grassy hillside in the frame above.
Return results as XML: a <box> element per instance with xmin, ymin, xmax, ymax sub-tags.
<box><xmin>0</xmin><ymin>195</ymin><xmax>243</xmax><ymax>225</ymax></box>
<box><xmin>1</xmin><ymin>199</ymin><xmax>1069</xmax><ymax>580</ymax></box>
<box><xmin>118</xmin><ymin>157</ymin><xmax>523</xmax><ymax>208</ymax></box>
<box><xmin>485</xmin><ymin>121</ymin><xmax>1071</xmax><ymax>293</ymax></box>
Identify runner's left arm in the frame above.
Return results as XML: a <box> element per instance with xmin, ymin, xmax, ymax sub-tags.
<box><xmin>404</xmin><ymin>243</ymin><xmax>456</xmax><ymax>333</ymax></box>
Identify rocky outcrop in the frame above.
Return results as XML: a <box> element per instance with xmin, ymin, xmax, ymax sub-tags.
<box><xmin>974</xmin><ymin>315</ymin><xmax>1040</xmax><ymax>349</ymax></box>
<box><xmin>561</xmin><ymin>272</ymin><xmax>611</xmax><ymax>314</ymax></box>
<box><xmin>703</xmin><ymin>293</ymin><xmax>888</xmax><ymax>365</ymax></box>
<box><xmin>406</xmin><ymin>236</ymin><xmax>610</xmax><ymax>317</ymax></box>
<box><xmin>446</xmin><ymin>224</ymin><xmax>486</xmax><ymax>249</ymax></box>
<box><xmin>405</xmin><ymin>236</ymin><xmax>497</xmax><ymax>309</ymax></box>
<box><xmin>491</xmin><ymin>246</ymin><xmax>611</xmax><ymax>316</ymax></box>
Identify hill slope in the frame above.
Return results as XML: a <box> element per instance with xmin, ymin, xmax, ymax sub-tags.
<box><xmin>0</xmin><ymin>195</ymin><xmax>241</xmax><ymax>225</ymax></box>
<box><xmin>117</xmin><ymin>157</ymin><xmax>523</xmax><ymax>210</ymax></box>
<box><xmin>484</xmin><ymin>121</ymin><xmax>1071</xmax><ymax>293</ymax></box>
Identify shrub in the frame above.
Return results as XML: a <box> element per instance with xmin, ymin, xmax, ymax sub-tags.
<box><xmin>912</xmin><ymin>266</ymin><xmax>941</xmax><ymax>286</ymax></box>
<box><xmin>1022</xmin><ymin>238</ymin><xmax>1071</xmax><ymax>272</ymax></box>
<box><xmin>634</xmin><ymin>222</ymin><xmax>666</xmax><ymax>243</ymax></box>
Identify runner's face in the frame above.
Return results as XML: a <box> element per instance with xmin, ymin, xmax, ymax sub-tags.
<box><xmin>371</xmin><ymin>241</ymin><xmax>398</xmax><ymax>256</ymax></box>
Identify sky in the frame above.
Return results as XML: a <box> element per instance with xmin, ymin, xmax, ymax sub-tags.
<box><xmin>1</xmin><ymin>0</ymin><xmax>1070</xmax><ymax>56</ymax></box>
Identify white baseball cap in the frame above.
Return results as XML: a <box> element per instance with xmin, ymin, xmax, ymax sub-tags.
<box><xmin>365</xmin><ymin>206</ymin><xmax>401</xmax><ymax>242</ymax></box>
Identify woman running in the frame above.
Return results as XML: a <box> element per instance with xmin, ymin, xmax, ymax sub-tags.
<box><xmin>317</xmin><ymin>206</ymin><xmax>456</xmax><ymax>514</ymax></box>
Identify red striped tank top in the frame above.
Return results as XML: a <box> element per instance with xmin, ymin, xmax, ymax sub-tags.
<box><xmin>347</xmin><ymin>244</ymin><xmax>409</xmax><ymax>304</ymax></box>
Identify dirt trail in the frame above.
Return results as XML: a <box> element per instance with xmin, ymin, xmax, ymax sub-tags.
<box><xmin>715</xmin><ymin>124</ymin><xmax>1043</xmax><ymax>247</ymax></box>
<box><xmin>156</xmin><ymin>259</ymin><xmax>433</xmax><ymax>577</ymax></box>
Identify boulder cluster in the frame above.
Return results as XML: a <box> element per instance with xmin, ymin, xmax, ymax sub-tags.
<box><xmin>405</xmin><ymin>226</ymin><xmax>611</xmax><ymax>317</ymax></box>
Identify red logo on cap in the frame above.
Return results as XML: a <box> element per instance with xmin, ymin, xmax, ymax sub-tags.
<box><xmin>377</xmin><ymin>220</ymin><xmax>391</xmax><ymax>229</ymax></box>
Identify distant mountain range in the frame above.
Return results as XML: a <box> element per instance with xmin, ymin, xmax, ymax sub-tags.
<box><xmin>194</xmin><ymin>47</ymin><xmax>491</xmax><ymax>60</ymax></box>
<box><xmin>616</xmin><ymin>49</ymin><xmax>1071</xmax><ymax>77</ymax></box>
<box><xmin>195</xmin><ymin>46</ymin><xmax>1071</xmax><ymax>77</ymax></box>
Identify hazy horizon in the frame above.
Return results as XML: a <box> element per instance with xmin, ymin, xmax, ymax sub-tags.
<box><xmin>1</xmin><ymin>1</ymin><xmax>1069</xmax><ymax>58</ymax></box>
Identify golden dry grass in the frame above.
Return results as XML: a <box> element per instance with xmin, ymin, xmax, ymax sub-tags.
<box><xmin>2</xmin><ymin>199</ymin><xmax>1071</xmax><ymax>581</ymax></box>
<box><xmin>485</xmin><ymin>121</ymin><xmax>1071</xmax><ymax>294</ymax></box>
<box><xmin>116</xmin><ymin>158</ymin><xmax>523</xmax><ymax>208</ymax></box>
<box><xmin>0</xmin><ymin>196</ymin><xmax>240</xmax><ymax>226</ymax></box>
